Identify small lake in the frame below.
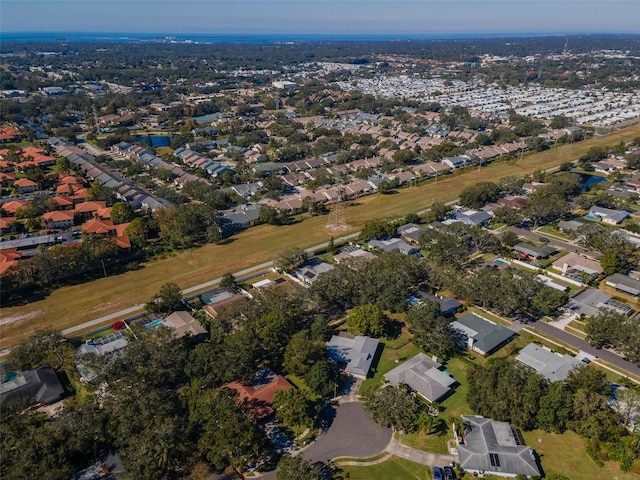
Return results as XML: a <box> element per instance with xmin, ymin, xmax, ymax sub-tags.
<box><xmin>134</xmin><ymin>136</ymin><xmax>171</xmax><ymax>147</ymax></box>
<box><xmin>572</xmin><ymin>172</ymin><xmax>607</xmax><ymax>192</ymax></box>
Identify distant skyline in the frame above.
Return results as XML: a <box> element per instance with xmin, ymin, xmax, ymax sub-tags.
<box><xmin>2</xmin><ymin>1</ymin><xmax>639</xmax><ymax>36</ymax></box>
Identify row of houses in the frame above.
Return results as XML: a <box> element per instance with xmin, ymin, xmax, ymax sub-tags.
<box><xmin>50</xmin><ymin>138</ymin><xmax>172</xmax><ymax>212</ymax></box>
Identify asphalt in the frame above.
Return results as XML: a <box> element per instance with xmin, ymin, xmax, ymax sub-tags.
<box><xmin>301</xmin><ymin>401</ymin><xmax>392</xmax><ymax>463</ymax></box>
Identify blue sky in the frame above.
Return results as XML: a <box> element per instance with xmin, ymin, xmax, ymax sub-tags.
<box><xmin>2</xmin><ymin>1</ymin><xmax>639</xmax><ymax>35</ymax></box>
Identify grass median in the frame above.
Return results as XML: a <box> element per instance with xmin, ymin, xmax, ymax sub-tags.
<box><xmin>2</xmin><ymin>123</ymin><xmax>640</xmax><ymax>350</ymax></box>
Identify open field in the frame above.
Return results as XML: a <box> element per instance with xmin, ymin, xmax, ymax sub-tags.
<box><xmin>2</xmin><ymin>123</ymin><xmax>640</xmax><ymax>349</ymax></box>
<box><xmin>522</xmin><ymin>429</ymin><xmax>639</xmax><ymax>480</ymax></box>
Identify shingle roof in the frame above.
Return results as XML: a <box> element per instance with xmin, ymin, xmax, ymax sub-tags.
<box><xmin>458</xmin><ymin>415</ymin><xmax>541</xmax><ymax>477</ymax></box>
<box><xmin>327</xmin><ymin>334</ymin><xmax>379</xmax><ymax>377</ymax></box>
<box><xmin>450</xmin><ymin>313</ymin><xmax>514</xmax><ymax>355</ymax></box>
<box><xmin>385</xmin><ymin>353</ymin><xmax>455</xmax><ymax>402</ymax></box>
<box><xmin>515</xmin><ymin>343</ymin><xmax>582</xmax><ymax>382</ymax></box>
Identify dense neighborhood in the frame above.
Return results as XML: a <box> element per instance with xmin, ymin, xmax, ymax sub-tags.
<box><xmin>1</xmin><ymin>35</ymin><xmax>640</xmax><ymax>480</ymax></box>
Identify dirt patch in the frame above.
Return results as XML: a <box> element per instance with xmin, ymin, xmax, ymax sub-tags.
<box><xmin>0</xmin><ymin>310</ymin><xmax>44</xmax><ymax>328</ymax></box>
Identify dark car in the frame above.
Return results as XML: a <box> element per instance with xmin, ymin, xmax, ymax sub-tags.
<box><xmin>432</xmin><ymin>466</ymin><xmax>444</xmax><ymax>480</ymax></box>
<box><xmin>443</xmin><ymin>465</ymin><xmax>456</xmax><ymax>480</ymax></box>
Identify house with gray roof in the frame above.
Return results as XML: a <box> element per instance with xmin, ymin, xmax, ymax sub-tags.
<box><xmin>292</xmin><ymin>258</ymin><xmax>335</xmax><ymax>286</ymax></box>
<box><xmin>457</xmin><ymin>415</ymin><xmax>541</xmax><ymax>478</ymax></box>
<box><xmin>450</xmin><ymin>313</ymin><xmax>514</xmax><ymax>356</ymax></box>
<box><xmin>588</xmin><ymin>206</ymin><xmax>630</xmax><ymax>225</ymax></box>
<box><xmin>515</xmin><ymin>343</ymin><xmax>582</xmax><ymax>382</ymax></box>
<box><xmin>513</xmin><ymin>242</ymin><xmax>556</xmax><ymax>259</ymax></box>
<box><xmin>368</xmin><ymin>238</ymin><xmax>420</xmax><ymax>256</ymax></box>
<box><xmin>385</xmin><ymin>353</ymin><xmax>455</xmax><ymax>403</ymax></box>
<box><xmin>326</xmin><ymin>334</ymin><xmax>379</xmax><ymax>378</ymax></box>
<box><xmin>397</xmin><ymin>223</ymin><xmax>426</xmax><ymax>244</ymax></box>
<box><xmin>0</xmin><ymin>366</ymin><xmax>64</xmax><ymax>407</ymax></box>
<box><xmin>605</xmin><ymin>273</ymin><xmax>640</xmax><ymax>297</ymax></box>
<box><xmin>409</xmin><ymin>291</ymin><xmax>462</xmax><ymax>316</ymax></box>
<box><xmin>450</xmin><ymin>207</ymin><xmax>492</xmax><ymax>226</ymax></box>
<box><xmin>565</xmin><ymin>288</ymin><xmax>634</xmax><ymax>317</ymax></box>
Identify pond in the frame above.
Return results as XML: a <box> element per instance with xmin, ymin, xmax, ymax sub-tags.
<box><xmin>572</xmin><ymin>172</ymin><xmax>607</xmax><ymax>192</ymax></box>
<box><xmin>134</xmin><ymin>135</ymin><xmax>171</xmax><ymax>147</ymax></box>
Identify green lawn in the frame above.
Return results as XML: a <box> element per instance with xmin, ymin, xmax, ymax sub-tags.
<box><xmin>359</xmin><ymin>332</ymin><xmax>422</xmax><ymax>397</ymax></box>
<box><xmin>341</xmin><ymin>456</ymin><xmax>429</xmax><ymax>480</ymax></box>
<box><xmin>402</xmin><ymin>427</ymin><xmax>450</xmax><ymax>454</ymax></box>
<box><xmin>522</xmin><ymin>430</ymin><xmax>639</xmax><ymax>480</ymax></box>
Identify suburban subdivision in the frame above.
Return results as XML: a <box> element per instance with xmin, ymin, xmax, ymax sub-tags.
<box><xmin>1</xmin><ymin>33</ymin><xmax>640</xmax><ymax>480</ymax></box>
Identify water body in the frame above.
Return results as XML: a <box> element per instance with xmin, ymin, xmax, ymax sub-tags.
<box><xmin>134</xmin><ymin>136</ymin><xmax>171</xmax><ymax>147</ymax></box>
<box><xmin>572</xmin><ymin>172</ymin><xmax>607</xmax><ymax>192</ymax></box>
<box><xmin>1</xmin><ymin>31</ymin><xmax>564</xmax><ymax>44</ymax></box>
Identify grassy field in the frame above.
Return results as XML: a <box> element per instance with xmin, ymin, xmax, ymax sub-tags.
<box><xmin>522</xmin><ymin>429</ymin><xmax>639</xmax><ymax>480</ymax></box>
<box><xmin>341</xmin><ymin>456</ymin><xmax>429</xmax><ymax>480</ymax></box>
<box><xmin>2</xmin><ymin>123</ymin><xmax>640</xmax><ymax>349</ymax></box>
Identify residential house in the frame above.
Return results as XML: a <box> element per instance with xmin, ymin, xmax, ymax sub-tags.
<box><xmin>515</xmin><ymin>343</ymin><xmax>582</xmax><ymax>382</ymax></box>
<box><xmin>13</xmin><ymin>178</ymin><xmax>39</xmax><ymax>193</ymax></box>
<box><xmin>513</xmin><ymin>242</ymin><xmax>556</xmax><ymax>260</ymax></box>
<box><xmin>226</xmin><ymin>369</ymin><xmax>293</xmax><ymax>420</ymax></box>
<box><xmin>397</xmin><ymin>223</ymin><xmax>426</xmax><ymax>244</ymax></box>
<box><xmin>551</xmin><ymin>252</ymin><xmax>602</xmax><ymax>281</ymax></box>
<box><xmin>384</xmin><ymin>353</ymin><xmax>455</xmax><ymax>403</ymax></box>
<box><xmin>456</xmin><ymin>415</ymin><xmax>541</xmax><ymax>478</ymax></box>
<box><xmin>326</xmin><ymin>334</ymin><xmax>379</xmax><ymax>378</ymax></box>
<box><xmin>42</xmin><ymin>210</ymin><xmax>74</xmax><ymax>229</ymax></box>
<box><xmin>409</xmin><ymin>291</ymin><xmax>462</xmax><ymax>315</ymax></box>
<box><xmin>450</xmin><ymin>208</ymin><xmax>492</xmax><ymax>227</ymax></box>
<box><xmin>565</xmin><ymin>288</ymin><xmax>633</xmax><ymax>318</ymax></box>
<box><xmin>369</xmin><ymin>238</ymin><xmax>420</xmax><ymax>256</ymax></box>
<box><xmin>292</xmin><ymin>258</ymin><xmax>335</xmax><ymax>285</ymax></box>
<box><xmin>163</xmin><ymin>311</ymin><xmax>208</xmax><ymax>339</ymax></box>
<box><xmin>605</xmin><ymin>273</ymin><xmax>640</xmax><ymax>297</ymax></box>
<box><xmin>557</xmin><ymin>219</ymin><xmax>586</xmax><ymax>232</ymax></box>
<box><xmin>0</xmin><ymin>366</ymin><xmax>65</xmax><ymax>407</ymax></box>
<box><xmin>450</xmin><ymin>313</ymin><xmax>515</xmax><ymax>356</ymax></box>
<box><xmin>333</xmin><ymin>245</ymin><xmax>377</xmax><ymax>264</ymax></box>
<box><xmin>587</xmin><ymin>206</ymin><xmax>629</xmax><ymax>225</ymax></box>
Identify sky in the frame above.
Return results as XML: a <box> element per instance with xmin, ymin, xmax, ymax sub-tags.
<box><xmin>2</xmin><ymin>0</ymin><xmax>639</xmax><ymax>36</ymax></box>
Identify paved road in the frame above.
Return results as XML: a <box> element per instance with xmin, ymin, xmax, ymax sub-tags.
<box><xmin>530</xmin><ymin>319</ymin><xmax>640</xmax><ymax>379</ymax></box>
<box><xmin>302</xmin><ymin>401</ymin><xmax>392</xmax><ymax>463</ymax></box>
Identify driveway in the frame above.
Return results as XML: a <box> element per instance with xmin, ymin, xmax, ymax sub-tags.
<box><xmin>302</xmin><ymin>401</ymin><xmax>392</xmax><ymax>463</ymax></box>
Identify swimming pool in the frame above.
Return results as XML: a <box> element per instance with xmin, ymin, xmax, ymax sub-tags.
<box><xmin>493</xmin><ymin>258</ymin><xmax>509</xmax><ymax>265</ymax></box>
<box><xmin>144</xmin><ymin>319</ymin><xmax>164</xmax><ymax>329</ymax></box>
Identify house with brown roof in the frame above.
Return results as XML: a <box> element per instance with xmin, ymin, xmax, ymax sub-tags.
<box><xmin>1</xmin><ymin>200</ymin><xmax>29</xmax><ymax>215</ymax></box>
<box><xmin>14</xmin><ymin>178</ymin><xmax>39</xmax><ymax>193</ymax></box>
<box><xmin>82</xmin><ymin>219</ymin><xmax>131</xmax><ymax>248</ymax></box>
<box><xmin>0</xmin><ymin>248</ymin><xmax>21</xmax><ymax>274</ymax></box>
<box><xmin>163</xmin><ymin>311</ymin><xmax>208</xmax><ymax>339</ymax></box>
<box><xmin>43</xmin><ymin>210</ymin><xmax>75</xmax><ymax>229</ymax></box>
<box><xmin>226</xmin><ymin>369</ymin><xmax>293</xmax><ymax>420</ymax></box>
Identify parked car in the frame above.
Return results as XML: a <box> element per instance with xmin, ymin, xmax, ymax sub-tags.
<box><xmin>432</xmin><ymin>466</ymin><xmax>444</xmax><ymax>480</ymax></box>
<box><xmin>443</xmin><ymin>465</ymin><xmax>456</xmax><ymax>480</ymax></box>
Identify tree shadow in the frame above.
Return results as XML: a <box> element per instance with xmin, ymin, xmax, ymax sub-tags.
<box><xmin>433</xmin><ymin>418</ymin><xmax>448</xmax><ymax>436</ymax></box>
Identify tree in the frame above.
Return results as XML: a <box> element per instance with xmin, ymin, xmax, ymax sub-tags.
<box><xmin>537</xmin><ymin>382</ymin><xmax>573</xmax><ymax>433</ymax></box>
<box><xmin>347</xmin><ymin>304</ymin><xmax>387</xmax><ymax>338</ymax></box>
<box><xmin>616</xmin><ymin>387</ymin><xmax>640</xmax><ymax>428</ymax></box>
<box><xmin>255</xmin><ymin>310</ymin><xmax>295</xmax><ymax>352</ymax></box>
<box><xmin>406</xmin><ymin>301</ymin><xmax>458</xmax><ymax>359</ymax></box>
<box><xmin>110</xmin><ymin>201</ymin><xmax>135</xmax><ymax>224</ymax></box>
<box><xmin>124</xmin><ymin>218</ymin><xmax>149</xmax><ymax>249</ymax></box>
<box><xmin>585</xmin><ymin>310</ymin><xmax>625</xmax><ymax>349</ymax></box>
<box><xmin>358</xmin><ymin>219</ymin><xmax>396</xmax><ymax>242</ymax></box>
<box><xmin>145</xmin><ymin>282</ymin><xmax>183</xmax><ymax>314</ymax></box>
<box><xmin>500</xmin><ymin>230</ymin><xmax>520</xmax><ymax>247</ymax></box>
<box><xmin>272</xmin><ymin>388</ymin><xmax>315</xmax><ymax>430</ymax></box>
<box><xmin>9</xmin><ymin>331</ymin><xmax>76</xmax><ymax>373</ymax></box>
<box><xmin>273</xmin><ymin>247</ymin><xmax>307</xmax><ymax>273</ymax></box>
<box><xmin>305</xmin><ymin>361</ymin><xmax>338</xmax><ymax>399</ymax></box>
<box><xmin>283</xmin><ymin>331</ymin><xmax>325</xmax><ymax>377</ymax></box>
<box><xmin>459</xmin><ymin>182</ymin><xmax>500</xmax><ymax>209</ymax></box>
<box><xmin>277</xmin><ymin>455</ymin><xmax>342</xmax><ymax>480</ymax></box>
<box><xmin>366</xmin><ymin>383</ymin><xmax>424</xmax><ymax>432</ymax></box>
<box><xmin>600</xmin><ymin>250</ymin><xmax>628</xmax><ymax>275</ymax></box>
<box><xmin>220</xmin><ymin>273</ymin><xmax>236</xmax><ymax>289</ymax></box>
<box><xmin>259</xmin><ymin>204</ymin><xmax>281</xmax><ymax>225</ymax></box>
